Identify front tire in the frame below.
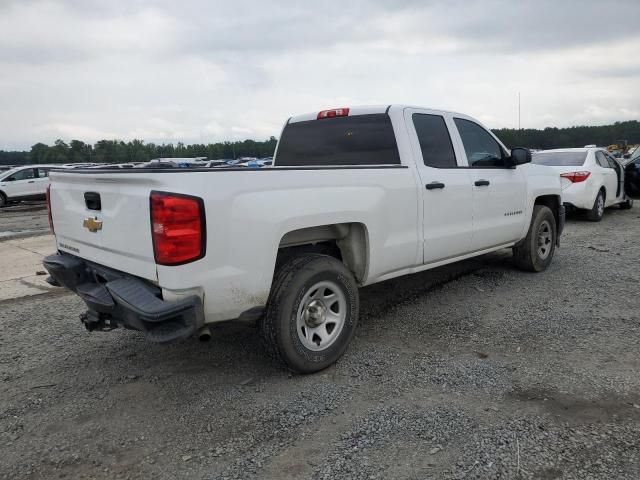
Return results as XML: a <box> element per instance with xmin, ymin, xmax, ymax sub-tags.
<box><xmin>0</xmin><ymin>193</ymin><xmax>6</xmax><ymax>208</ymax></box>
<box><xmin>513</xmin><ymin>205</ymin><xmax>557</xmax><ymax>272</ymax></box>
<box><xmin>586</xmin><ymin>190</ymin><xmax>605</xmax><ymax>221</ymax></box>
<box><xmin>260</xmin><ymin>254</ymin><xmax>359</xmax><ymax>373</ymax></box>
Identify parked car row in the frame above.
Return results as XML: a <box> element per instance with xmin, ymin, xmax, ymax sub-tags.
<box><xmin>0</xmin><ymin>157</ymin><xmax>277</xmax><ymax>207</ymax></box>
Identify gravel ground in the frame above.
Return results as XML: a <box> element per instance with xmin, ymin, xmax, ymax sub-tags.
<box><xmin>0</xmin><ymin>202</ymin><xmax>49</xmax><ymax>239</ymax></box>
<box><xmin>1</xmin><ymin>206</ymin><xmax>639</xmax><ymax>479</ymax></box>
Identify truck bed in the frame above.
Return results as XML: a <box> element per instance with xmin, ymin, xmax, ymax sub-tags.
<box><xmin>48</xmin><ymin>165</ymin><xmax>419</xmax><ymax>322</ymax></box>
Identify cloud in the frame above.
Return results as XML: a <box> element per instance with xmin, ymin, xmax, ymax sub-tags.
<box><xmin>0</xmin><ymin>0</ymin><xmax>639</xmax><ymax>149</ymax></box>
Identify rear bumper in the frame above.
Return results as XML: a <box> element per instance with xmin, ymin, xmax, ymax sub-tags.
<box><xmin>562</xmin><ymin>182</ymin><xmax>598</xmax><ymax>210</ymax></box>
<box><xmin>43</xmin><ymin>253</ymin><xmax>204</xmax><ymax>343</ymax></box>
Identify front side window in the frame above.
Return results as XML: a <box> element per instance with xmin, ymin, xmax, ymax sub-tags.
<box><xmin>412</xmin><ymin>114</ymin><xmax>457</xmax><ymax>168</ymax></box>
<box><xmin>276</xmin><ymin>114</ymin><xmax>400</xmax><ymax>166</ymax></box>
<box><xmin>454</xmin><ymin>118</ymin><xmax>505</xmax><ymax>167</ymax></box>
<box><xmin>8</xmin><ymin>168</ymin><xmax>35</xmax><ymax>181</ymax></box>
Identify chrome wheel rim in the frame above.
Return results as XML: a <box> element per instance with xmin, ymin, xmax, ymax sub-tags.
<box><xmin>537</xmin><ymin>220</ymin><xmax>553</xmax><ymax>260</ymax></box>
<box><xmin>597</xmin><ymin>195</ymin><xmax>604</xmax><ymax>217</ymax></box>
<box><xmin>296</xmin><ymin>281</ymin><xmax>347</xmax><ymax>352</ymax></box>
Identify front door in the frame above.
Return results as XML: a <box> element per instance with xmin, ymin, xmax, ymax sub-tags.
<box><xmin>1</xmin><ymin>167</ymin><xmax>39</xmax><ymax>199</ymax></box>
<box><xmin>451</xmin><ymin>117</ymin><xmax>527</xmax><ymax>251</ymax></box>
<box><xmin>625</xmin><ymin>157</ymin><xmax>640</xmax><ymax>199</ymax></box>
<box><xmin>404</xmin><ymin>108</ymin><xmax>473</xmax><ymax>264</ymax></box>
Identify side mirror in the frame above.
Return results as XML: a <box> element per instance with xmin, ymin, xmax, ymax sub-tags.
<box><xmin>624</xmin><ymin>160</ymin><xmax>640</xmax><ymax>199</ymax></box>
<box><xmin>509</xmin><ymin>147</ymin><xmax>531</xmax><ymax>167</ymax></box>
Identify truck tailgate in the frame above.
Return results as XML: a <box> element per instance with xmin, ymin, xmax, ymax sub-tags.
<box><xmin>49</xmin><ymin>171</ymin><xmax>158</xmax><ymax>281</ymax></box>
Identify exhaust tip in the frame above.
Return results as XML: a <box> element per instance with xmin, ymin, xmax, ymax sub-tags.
<box><xmin>198</xmin><ymin>326</ymin><xmax>211</xmax><ymax>342</ymax></box>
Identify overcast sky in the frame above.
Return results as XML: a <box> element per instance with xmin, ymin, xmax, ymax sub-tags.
<box><xmin>1</xmin><ymin>0</ymin><xmax>639</xmax><ymax>150</ymax></box>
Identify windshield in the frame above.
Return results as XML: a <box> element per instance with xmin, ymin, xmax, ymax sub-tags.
<box><xmin>532</xmin><ymin>151</ymin><xmax>587</xmax><ymax>166</ymax></box>
<box><xmin>0</xmin><ymin>167</ymin><xmax>21</xmax><ymax>180</ymax></box>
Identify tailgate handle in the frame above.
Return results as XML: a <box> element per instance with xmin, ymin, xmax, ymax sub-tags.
<box><xmin>84</xmin><ymin>192</ymin><xmax>102</xmax><ymax>211</ymax></box>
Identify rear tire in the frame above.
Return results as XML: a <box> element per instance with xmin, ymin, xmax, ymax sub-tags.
<box><xmin>586</xmin><ymin>190</ymin><xmax>605</xmax><ymax>221</ymax></box>
<box><xmin>0</xmin><ymin>192</ymin><xmax>6</xmax><ymax>208</ymax></box>
<box><xmin>620</xmin><ymin>197</ymin><xmax>634</xmax><ymax>210</ymax></box>
<box><xmin>260</xmin><ymin>254</ymin><xmax>359</xmax><ymax>373</ymax></box>
<box><xmin>513</xmin><ymin>205</ymin><xmax>557</xmax><ymax>272</ymax></box>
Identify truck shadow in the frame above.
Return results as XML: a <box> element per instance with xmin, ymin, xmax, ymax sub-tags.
<box><xmin>117</xmin><ymin>249</ymin><xmax>515</xmax><ymax>381</ymax></box>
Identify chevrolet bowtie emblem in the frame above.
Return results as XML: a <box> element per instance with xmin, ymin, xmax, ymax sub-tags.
<box><xmin>83</xmin><ymin>217</ymin><xmax>103</xmax><ymax>233</ymax></box>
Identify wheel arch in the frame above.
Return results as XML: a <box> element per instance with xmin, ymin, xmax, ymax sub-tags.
<box><xmin>276</xmin><ymin>222</ymin><xmax>370</xmax><ymax>284</ymax></box>
<box><xmin>534</xmin><ymin>194</ymin><xmax>562</xmax><ymax>237</ymax></box>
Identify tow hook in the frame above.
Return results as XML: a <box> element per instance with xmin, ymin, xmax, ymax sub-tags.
<box><xmin>80</xmin><ymin>311</ymin><xmax>118</xmax><ymax>332</ymax></box>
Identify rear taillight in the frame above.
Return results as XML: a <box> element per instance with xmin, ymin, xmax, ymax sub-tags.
<box><xmin>560</xmin><ymin>171</ymin><xmax>591</xmax><ymax>183</ymax></box>
<box><xmin>46</xmin><ymin>184</ymin><xmax>54</xmax><ymax>233</ymax></box>
<box><xmin>317</xmin><ymin>108</ymin><xmax>349</xmax><ymax>119</ymax></box>
<box><xmin>150</xmin><ymin>191</ymin><xmax>205</xmax><ymax>266</ymax></box>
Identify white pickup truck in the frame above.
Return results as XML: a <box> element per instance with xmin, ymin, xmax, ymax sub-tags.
<box><xmin>44</xmin><ymin>105</ymin><xmax>566</xmax><ymax>373</ymax></box>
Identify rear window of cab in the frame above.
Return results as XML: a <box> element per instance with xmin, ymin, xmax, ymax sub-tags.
<box><xmin>275</xmin><ymin>114</ymin><xmax>401</xmax><ymax>166</ymax></box>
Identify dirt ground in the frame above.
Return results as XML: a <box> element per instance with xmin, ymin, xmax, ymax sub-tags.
<box><xmin>1</xmin><ymin>206</ymin><xmax>639</xmax><ymax>479</ymax></box>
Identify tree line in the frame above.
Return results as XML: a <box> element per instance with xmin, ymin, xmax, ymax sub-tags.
<box><xmin>0</xmin><ymin>137</ymin><xmax>278</xmax><ymax>165</ymax></box>
<box><xmin>493</xmin><ymin>120</ymin><xmax>640</xmax><ymax>150</ymax></box>
<box><xmin>1</xmin><ymin>120</ymin><xmax>638</xmax><ymax>165</ymax></box>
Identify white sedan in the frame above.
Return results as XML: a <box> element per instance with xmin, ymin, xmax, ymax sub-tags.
<box><xmin>532</xmin><ymin>147</ymin><xmax>633</xmax><ymax>221</ymax></box>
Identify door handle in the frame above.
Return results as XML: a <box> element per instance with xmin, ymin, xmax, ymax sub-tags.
<box><xmin>425</xmin><ymin>182</ymin><xmax>445</xmax><ymax>190</ymax></box>
<box><xmin>27</xmin><ymin>180</ymin><xmax>35</xmax><ymax>183</ymax></box>
<box><xmin>474</xmin><ymin>179</ymin><xmax>490</xmax><ymax>187</ymax></box>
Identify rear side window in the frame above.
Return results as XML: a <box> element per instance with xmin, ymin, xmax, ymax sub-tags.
<box><xmin>595</xmin><ymin>151</ymin><xmax>609</xmax><ymax>168</ymax></box>
<box><xmin>276</xmin><ymin>114</ymin><xmax>400</xmax><ymax>166</ymax></box>
<box><xmin>532</xmin><ymin>152</ymin><xmax>587</xmax><ymax>166</ymax></box>
<box><xmin>454</xmin><ymin>118</ymin><xmax>505</xmax><ymax>167</ymax></box>
<box><xmin>605</xmin><ymin>154</ymin><xmax>619</xmax><ymax>169</ymax></box>
<box><xmin>412</xmin><ymin>114</ymin><xmax>457</xmax><ymax>168</ymax></box>
<box><xmin>36</xmin><ymin>168</ymin><xmax>50</xmax><ymax>178</ymax></box>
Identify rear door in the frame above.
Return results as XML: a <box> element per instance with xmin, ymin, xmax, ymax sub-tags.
<box><xmin>34</xmin><ymin>167</ymin><xmax>51</xmax><ymax>196</ymax></box>
<box><xmin>450</xmin><ymin>117</ymin><xmax>527</xmax><ymax>251</ymax></box>
<box><xmin>604</xmin><ymin>152</ymin><xmax>624</xmax><ymax>201</ymax></box>
<box><xmin>595</xmin><ymin>151</ymin><xmax>619</xmax><ymax>205</ymax></box>
<box><xmin>404</xmin><ymin>108</ymin><xmax>473</xmax><ymax>264</ymax></box>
